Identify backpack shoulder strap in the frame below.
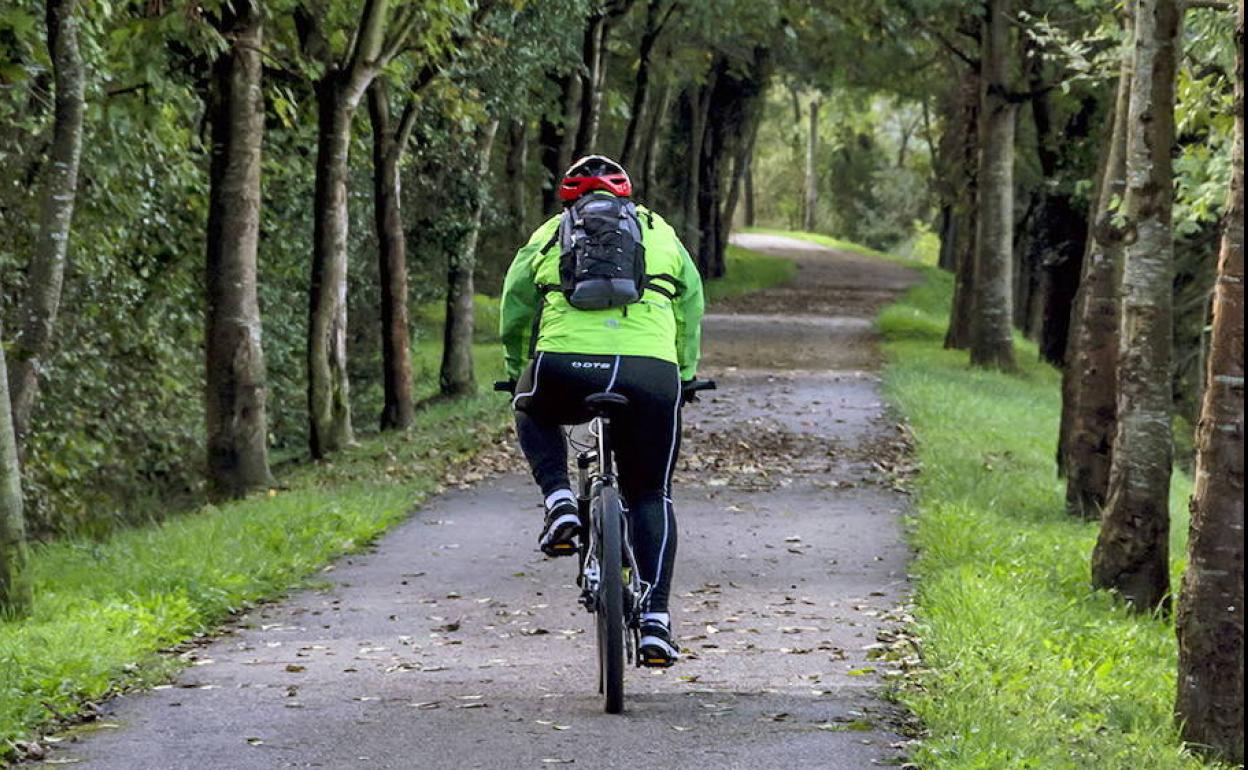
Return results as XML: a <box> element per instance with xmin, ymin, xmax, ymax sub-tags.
<box><xmin>643</xmin><ymin>272</ymin><xmax>685</xmax><ymax>300</ymax></box>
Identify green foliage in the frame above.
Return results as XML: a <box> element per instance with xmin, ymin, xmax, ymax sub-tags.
<box><xmin>750</xmin><ymin>87</ymin><xmax>934</xmax><ymax>249</ymax></box>
<box><xmin>0</xmin><ymin>348</ymin><xmax>510</xmax><ymax>756</ymax></box>
<box><xmin>877</xmin><ymin>263</ymin><xmax>1229</xmax><ymax>770</ymax></box>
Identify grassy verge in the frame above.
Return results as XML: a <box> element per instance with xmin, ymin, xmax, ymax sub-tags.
<box><xmin>873</xmin><ymin>262</ymin><xmax>1226</xmax><ymax>768</ymax></box>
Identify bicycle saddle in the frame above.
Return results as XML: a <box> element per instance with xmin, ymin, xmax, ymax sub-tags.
<box><xmin>584</xmin><ymin>391</ymin><xmax>630</xmax><ymax>415</ymax></box>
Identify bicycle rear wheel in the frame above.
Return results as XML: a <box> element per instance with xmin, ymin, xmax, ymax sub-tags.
<box><xmin>595</xmin><ymin>485</ymin><xmax>626</xmax><ymax>714</ymax></box>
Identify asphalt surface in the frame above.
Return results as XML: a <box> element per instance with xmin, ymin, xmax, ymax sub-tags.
<box><xmin>40</xmin><ymin>233</ymin><xmax>919</xmax><ymax>770</ymax></box>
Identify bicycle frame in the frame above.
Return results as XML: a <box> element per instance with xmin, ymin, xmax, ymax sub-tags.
<box><xmin>574</xmin><ymin>416</ymin><xmax>649</xmax><ymax>663</ymax></box>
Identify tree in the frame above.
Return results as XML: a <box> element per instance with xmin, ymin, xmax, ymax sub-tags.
<box><xmin>941</xmin><ymin>69</ymin><xmax>980</xmax><ymax>351</ymax></box>
<box><xmin>7</xmin><ymin>0</ymin><xmax>85</xmax><ymax>452</ymax></box>
<box><xmin>1091</xmin><ymin>0</ymin><xmax>1182</xmax><ymax>612</ymax></box>
<box><xmin>1175</xmin><ymin>0</ymin><xmax>1244</xmax><ymax>760</ymax></box>
<box><xmin>969</xmin><ymin>0</ymin><xmax>1017</xmax><ymax>371</ymax></box>
<box><xmin>803</xmin><ymin>97</ymin><xmax>820</xmax><ymax>233</ymax></box>
<box><xmin>1061</xmin><ymin>11</ymin><xmax>1133</xmax><ymax>518</ymax></box>
<box><xmin>0</xmin><ymin>322</ymin><xmax>31</xmax><ymax>617</ymax></box>
<box><xmin>571</xmin><ymin>1</ymin><xmax>636</xmax><ymax>159</ymax></box>
<box><xmin>619</xmin><ymin>0</ymin><xmax>677</xmax><ymax>168</ymax></box>
<box><xmin>204</xmin><ymin>0</ymin><xmax>272</xmax><ymax>499</ymax></box>
<box><xmin>367</xmin><ymin>59</ymin><xmax>456</xmax><ymax>432</ymax></box>
<box><xmin>302</xmin><ymin>0</ymin><xmax>420</xmax><ymax>457</ymax></box>
<box><xmin>368</xmin><ymin>79</ymin><xmax>418</xmax><ymax>431</ymax></box>
<box><xmin>440</xmin><ymin>120</ymin><xmax>499</xmax><ymax>396</ymax></box>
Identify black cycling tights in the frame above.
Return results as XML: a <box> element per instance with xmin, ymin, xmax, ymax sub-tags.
<box><xmin>513</xmin><ymin>352</ymin><xmax>681</xmax><ymax>613</ymax></box>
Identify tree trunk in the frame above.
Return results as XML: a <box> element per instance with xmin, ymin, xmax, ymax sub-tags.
<box><xmin>937</xmin><ymin>204</ymin><xmax>956</xmax><ymax>271</ymax></box>
<box><xmin>573</xmin><ymin>13</ymin><xmax>607</xmax><ymax>158</ymax></box>
<box><xmin>538</xmin><ymin>73</ymin><xmax>578</xmax><ymax>215</ymax></box>
<box><xmin>697</xmin><ymin>48</ymin><xmax>769</xmax><ymax>277</ymax></box>
<box><xmin>204</xmin><ymin>0</ymin><xmax>271</xmax><ymax>498</ymax></box>
<box><xmin>1092</xmin><ymin>0</ymin><xmax>1181</xmax><ymax>613</ymax></box>
<box><xmin>743</xmin><ymin>156</ymin><xmax>756</xmax><ymax>228</ymax></box>
<box><xmin>1175</xmin><ymin>1</ymin><xmax>1244</xmax><ymax>760</ymax></box>
<box><xmin>682</xmin><ymin>71</ymin><xmax>718</xmax><ymax>253</ymax></box>
<box><xmin>1062</xmin><ymin>27</ymin><xmax>1132</xmax><ymax>518</ymax></box>
<box><xmin>942</xmin><ymin>71</ymin><xmax>979</xmax><ymax>349</ymax></box>
<box><xmin>368</xmin><ymin>81</ymin><xmax>415</xmax><ymax>431</ymax></box>
<box><xmin>440</xmin><ymin>121</ymin><xmax>499</xmax><ymax>397</ymax></box>
<box><xmin>620</xmin><ymin>0</ymin><xmax>665</xmax><ymax>168</ymax></box>
<box><xmin>640</xmin><ymin>80</ymin><xmax>671</xmax><ymax>202</ymax></box>
<box><xmin>723</xmin><ymin>113</ymin><xmax>760</xmax><ymax>238</ymax></box>
<box><xmin>506</xmin><ymin>118</ymin><xmax>529</xmax><ymax>236</ymax></box>
<box><xmin>0</xmin><ymin>323</ymin><xmax>31</xmax><ymax>617</ymax></box>
<box><xmin>969</xmin><ymin>0</ymin><xmax>1017</xmax><ymax>371</ymax></box>
<box><xmin>308</xmin><ymin>75</ymin><xmax>359</xmax><ymax>457</ymax></box>
<box><xmin>8</xmin><ymin>0</ymin><xmax>84</xmax><ymax>452</ymax></box>
<box><xmin>803</xmin><ymin>98</ymin><xmax>820</xmax><ymax>232</ymax></box>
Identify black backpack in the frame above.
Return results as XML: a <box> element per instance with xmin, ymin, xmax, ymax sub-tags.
<box><xmin>549</xmin><ymin>195</ymin><xmax>647</xmax><ymax>310</ymax></box>
<box><xmin>537</xmin><ymin>197</ymin><xmax>684</xmax><ymax>312</ymax></box>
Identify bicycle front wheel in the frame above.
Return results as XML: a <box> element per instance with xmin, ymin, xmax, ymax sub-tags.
<box><xmin>595</xmin><ymin>485</ymin><xmax>626</xmax><ymax>714</ymax></box>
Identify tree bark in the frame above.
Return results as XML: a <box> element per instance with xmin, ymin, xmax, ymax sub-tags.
<box><xmin>803</xmin><ymin>98</ymin><xmax>820</xmax><ymax>232</ymax></box>
<box><xmin>308</xmin><ymin>78</ymin><xmax>358</xmax><ymax>457</ymax></box>
<box><xmin>743</xmin><ymin>156</ymin><xmax>756</xmax><ymax>228</ymax></box>
<box><xmin>942</xmin><ymin>71</ymin><xmax>979</xmax><ymax>349</ymax></box>
<box><xmin>1175</xmin><ymin>0</ymin><xmax>1244</xmax><ymax>760</ymax></box>
<box><xmin>8</xmin><ymin>0</ymin><xmax>85</xmax><ymax>452</ymax></box>
<box><xmin>573</xmin><ymin>13</ymin><xmax>607</xmax><ymax>158</ymax></box>
<box><xmin>506</xmin><ymin>118</ymin><xmax>529</xmax><ymax>236</ymax></box>
<box><xmin>1092</xmin><ymin>0</ymin><xmax>1181</xmax><ymax>612</ymax></box>
<box><xmin>696</xmin><ymin>48</ymin><xmax>769</xmax><ymax>277</ymax></box>
<box><xmin>682</xmin><ymin>70</ymin><xmax>718</xmax><ymax>253</ymax></box>
<box><xmin>0</xmin><ymin>322</ymin><xmax>30</xmax><ymax>617</ymax></box>
<box><xmin>639</xmin><ymin>79</ymin><xmax>671</xmax><ymax>202</ymax></box>
<box><xmin>620</xmin><ymin>0</ymin><xmax>672</xmax><ymax>168</ymax></box>
<box><xmin>538</xmin><ymin>74</ymin><xmax>578</xmax><ymax>215</ymax></box>
<box><xmin>368</xmin><ymin>80</ymin><xmax>415</xmax><ymax>431</ymax></box>
<box><xmin>723</xmin><ymin>112</ymin><xmax>761</xmax><ymax>237</ymax></box>
<box><xmin>305</xmin><ymin>0</ymin><xmax>414</xmax><ymax>456</ymax></box>
<box><xmin>205</xmin><ymin>0</ymin><xmax>272</xmax><ymax>498</ymax></box>
<box><xmin>1062</xmin><ymin>23</ymin><xmax>1132</xmax><ymax>518</ymax></box>
<box><xmin>440</xmin><ymin>121</ymin><xmax>499</xmax><ymax>397</ymax></box>
<box><xmin>969</xmin><ymin>0</ymin><xmax>1017</xmax><ymax>371</ymax></box>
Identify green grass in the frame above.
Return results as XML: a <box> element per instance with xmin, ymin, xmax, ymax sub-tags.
<box><xmin>705</xmin><ymin>243</ymin><xmax>798</xmax><ymax>302</ymax></box>
<box><xmin>0</xmin><ymin>344</ymin><xmax>511</xmax><ymax>758</ymax></box>
<box><xmin>875</xmin><ymin>263</ymin><xmax>1227</xmax><ymax>769</ymax></box>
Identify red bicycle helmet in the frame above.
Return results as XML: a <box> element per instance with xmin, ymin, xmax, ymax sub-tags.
<box><xmin>559</xmin><ymin>155</ymin><xmax>632</xmax><ymax>203</ymax></box>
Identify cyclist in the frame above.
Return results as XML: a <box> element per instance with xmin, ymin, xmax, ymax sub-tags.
<box><xmin>499</xmin><ymin>155</ymin><xmax>705</xmax><ymax>668</ymax></box>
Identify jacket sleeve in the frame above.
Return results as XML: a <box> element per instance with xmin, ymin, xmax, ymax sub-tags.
<box><xmin>499</xmin><ymin>240</ymin><xmax>542</xmax><ymax>381</ymax></box>
<box><xmin>672</xmin><ymin>242</ymin><xmax>705</xmax><ymax>381</ymax></box>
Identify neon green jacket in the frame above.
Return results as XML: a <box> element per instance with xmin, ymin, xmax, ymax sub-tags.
<box><xmin>499</xmin><ymin>203</ymin><xmax>705</xmax><ymax>381</ymax></box>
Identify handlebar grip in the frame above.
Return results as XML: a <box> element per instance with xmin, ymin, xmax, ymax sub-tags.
<box><xmin>681</xmin><ymin>379</ymin><xmax>717</xmax><ymax>403</ymax></box>
<box><xmin>493</xmin><ymin>380</ymin><xmax>516</xmax><ymax>394</ymax></box>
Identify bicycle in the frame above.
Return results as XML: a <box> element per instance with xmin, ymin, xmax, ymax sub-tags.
<box><xmin>496</xmin><ymin>378</ymin><xmax>716</xmax><ymax>714</ymax></box>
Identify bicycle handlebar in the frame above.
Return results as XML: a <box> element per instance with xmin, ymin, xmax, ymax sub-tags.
<box><xmin>681</xmin><ymin>378</ymin><xmax>717</xmax><ymax>404</ymax></box>
<box><xmin>493</xmin><ymin>380</ymin><xmax>516</xmax><ymax>394</ymax></box>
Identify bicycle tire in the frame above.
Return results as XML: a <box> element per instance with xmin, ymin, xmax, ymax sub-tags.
<box><xmin>596</xmin><ymin>485</ymin><xmax>626</xmax><ymax>714</ymax></box>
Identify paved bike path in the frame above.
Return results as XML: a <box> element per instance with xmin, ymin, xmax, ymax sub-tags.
<box><xmin>41</xmin><ymin>233</ymin><xmax>919</xmax><ymax>769</ymax></box>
